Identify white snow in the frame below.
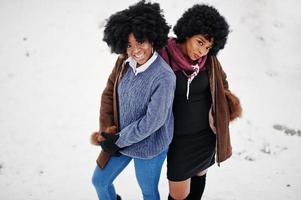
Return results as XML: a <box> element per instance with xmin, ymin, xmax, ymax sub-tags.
<box><xmin>1</xmin><ymin>0</ymin><xmax>301</xmax><ymax>199</ymax></box>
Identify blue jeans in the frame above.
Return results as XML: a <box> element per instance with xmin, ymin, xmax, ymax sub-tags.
<box><xmin>92</xmin><ymin>150</ymin><xmax>167</xmax><ymax>200</ymax></box>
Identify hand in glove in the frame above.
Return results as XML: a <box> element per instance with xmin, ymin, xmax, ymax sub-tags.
<box><xmin>90</xmin><ymin>126</ymin><xmax>117</xmax><ymax>145</ymax></box>
<box><xmin>100</xmin><ymin>131</ymin><xmax>120</xmax><ymax>156</ymax></box>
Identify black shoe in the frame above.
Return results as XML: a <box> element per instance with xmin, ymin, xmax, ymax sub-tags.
<box><xmin>117</xmin><ymin>194</ymin><xmax>122</xmax><ymax>200</ymax></box>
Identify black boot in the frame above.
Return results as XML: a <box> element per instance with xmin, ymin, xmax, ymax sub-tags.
<box><xmin>117</xmin><ymin>194</ymin><xmax>122</xmax><ymax>200</ymax></box>
<box><xmin>186</xmin><ymin>174</ymin><xmax>206</xmax><ymax>200</ymax></box>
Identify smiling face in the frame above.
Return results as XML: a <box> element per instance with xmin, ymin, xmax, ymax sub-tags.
<box><xmin>181</xmin><ymin>34</ymin><xmax>214</xmax><ymax>61</ymax></box>
<box><xmin>126</xmin><ymin>33</ymin><xmax>153</xmax><ymax>66</ymax></box>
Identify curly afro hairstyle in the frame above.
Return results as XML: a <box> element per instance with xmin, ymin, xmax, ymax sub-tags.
<box><xmin>103</xmin><ymin>0</ymin><xmax>170</xmax><ymax>54</ymax></box>
<box><xmin>173</xmin><ymin>4</ymin><xmax>230</xmax><ymax>56</ymax></box>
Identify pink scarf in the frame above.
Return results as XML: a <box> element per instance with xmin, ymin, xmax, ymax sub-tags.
<box><xmin>159</xmin><ymin>38</ymin><xmax>207</xmax><ymax>99</ymax></box>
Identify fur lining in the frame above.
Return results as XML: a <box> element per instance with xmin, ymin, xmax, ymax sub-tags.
<box><xmin>225</xmin><ymin>90</ymin><xmax>242</xmax><ymax>121</ymax></box>
<box><xmin>90</xmin><ymin>126</ymin><xmax>117</xmax><ymax>145</ymax></box>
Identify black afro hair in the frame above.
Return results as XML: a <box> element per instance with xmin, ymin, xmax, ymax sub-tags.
<box><xmin>103</xmin><ymin>0</ymin><xmax>170</xmax><ymax>54</ymax></box>
<box><xmin>173</xmin><ymin>4</ymin><xmax>230</xmax><ymax>55</ymax></box>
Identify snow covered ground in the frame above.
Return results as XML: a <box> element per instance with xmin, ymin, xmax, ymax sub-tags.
<box><xmin>1</xmin><ymin>0</ymin><xmax>301</xmax><ymax>199</ymax></box>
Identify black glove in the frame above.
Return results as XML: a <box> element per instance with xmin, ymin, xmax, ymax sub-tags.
<box><xmin>100</xmin><ymin>131</ymin><xmax>120</xmax><ymax>156</ymax></box>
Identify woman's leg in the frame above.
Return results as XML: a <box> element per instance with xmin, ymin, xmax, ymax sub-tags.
<box><xmin>186</xmin><ymin>169</ymin><xmax>207</xmax><ymax>200</ymax></box>
<box><xmin>134</xmin><ymin>150</ymin><xmax>167</xmax><ymax>200</ymax></box>
<box><xmin>92</xmin><ymin>154</ymin><xmax>131</xmax><ymax>200</ymax></box>
<box><xmin>168</xmin><ymin>179</ymin><xmax>190</xmax><ymax>200</ymax></box>
<box><xmin>186</xmin><ymin>174</ymin><xmax>206</xmax><ymax>200</ymax></box>
<box><xmin>168</xmin><ymin>169</ymin><xmax>208</xmax><ymax>200</ymax></box>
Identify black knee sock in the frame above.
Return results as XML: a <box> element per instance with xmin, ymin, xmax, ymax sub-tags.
<box><xmin>168</xmin><ymin>194</ymin><xmax>174</xmax><ymax>200</ymax></box>
<box><xmin>187</xmin><ymin>174</ymin><xmax>206</xmax><ymax>200</ymax></box>
<box><xmin>168</xmin><ymin>194</ymin><xmax>189</xmax><ymax>200</ymax></box>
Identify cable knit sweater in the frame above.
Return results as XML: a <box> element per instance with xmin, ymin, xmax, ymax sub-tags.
<box><xmin>115</xmin><ymin>55</ymin><xmax>176</xmax><ymax>159</ymax></box>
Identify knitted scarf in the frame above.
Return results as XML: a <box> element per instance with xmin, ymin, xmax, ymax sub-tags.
<box><xmin>159</xmin><ymin>38</ymin><xmax>207</xmax><ymax>99</ymax></box>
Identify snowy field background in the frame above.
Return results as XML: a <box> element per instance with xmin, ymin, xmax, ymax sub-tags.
<box><xmin>1</xmin><ymin>0</ymin><xmax>301</xmax><ymax>199</ymax></box>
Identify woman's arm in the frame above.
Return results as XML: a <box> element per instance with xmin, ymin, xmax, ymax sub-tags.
<box><xmin>99</xmin><ymin>55</ymin><xmax>124</xmax><ymax>132</ymax></box>
<box><xmin>215</xmin><ymin>57</ymin><xmax>242</xmax><ymax>121</ymax></box>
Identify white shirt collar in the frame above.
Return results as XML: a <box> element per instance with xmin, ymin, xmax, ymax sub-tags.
<box><xmin>125</xmin><ymin>51</ymin><xmax>158</xmax><ymax>75</ymax></box>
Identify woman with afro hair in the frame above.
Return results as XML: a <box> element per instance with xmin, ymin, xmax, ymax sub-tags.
<box><xmin>159</xmin><ymin>4</ymin><xmax>242</xmax><ymax>200</ymax></box>
<box><xmin>91</xmin><ymin>1</ymin><xmax>176</xmax><ymax>200</ymax></box>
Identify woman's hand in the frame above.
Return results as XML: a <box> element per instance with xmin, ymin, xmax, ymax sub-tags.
<box><xmin>100</xmin><ymin>132</ymin><xmax>120</xmax><ymax>156</ymax></box>
<box><xmin>90</xmin><ymin>125</ymin><xmax>117</xmax><ymax>145</ymax></box>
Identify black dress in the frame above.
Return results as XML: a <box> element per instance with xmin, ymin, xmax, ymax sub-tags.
<box><xmin>167</xmin><ymin>69</ymin><xmax>216</xmax><ymax>181</ymax></box>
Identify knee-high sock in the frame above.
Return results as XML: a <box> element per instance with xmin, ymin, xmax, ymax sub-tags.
<box><xmin>168</xmin><ymin>194</ymin><xmax>174</xmax><ymax>200</ymax></box>
<box><xmin>168</xmin><ymin>194</ymin><xmax>189</xmax><ymax>200</ymax></box>
<box><xmin>187</xmin><ymin>174</ymin><xmax>206</xmax><ymax>200</ymax></box>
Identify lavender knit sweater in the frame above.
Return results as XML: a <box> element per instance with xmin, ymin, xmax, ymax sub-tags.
<box><xmin>115</xmin><ymin>55</ymin><xmax>176</xmax><ymax>159</ymax></box>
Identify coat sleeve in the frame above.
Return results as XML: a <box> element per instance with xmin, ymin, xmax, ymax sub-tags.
<box><xmin>216</xmin><ymin>58</ymin><xmax>229</xmax><ymax>91</ymax></box>
<box><xmin>99</xmin><ymin>56</ymin><xmax>123</xmax><ymax>132</ymax></box>
<box><xmin>115</xmin><ymin>73</ymin><xmax>176</xmax><ymax>148</ymax></box>
<box><xmin>215</xmin><ymin>57</ymin><xmax>242</xmax><ymax>121</ymax></box>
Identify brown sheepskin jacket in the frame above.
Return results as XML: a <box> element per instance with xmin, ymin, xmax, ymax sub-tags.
<box><xmin>206</xmin><ymin>56</ymin><xmax>242</xmax><ymax>163</ymax></box>
<box><xmin>96</xmin><ymin>54</ymin><xmax>242</xmax><ymax>165</ymax></box>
